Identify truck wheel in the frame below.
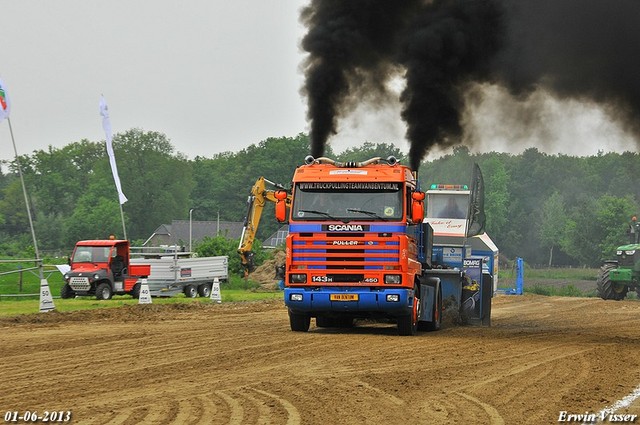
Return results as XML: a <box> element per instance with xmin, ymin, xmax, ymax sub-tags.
<box><xmin>289</xmin><ymin>310</ymin><xmax>310</xmax><ymax>332</ymax></box>
<box><xmin>198</xmin><ymin>284</ymin><xmax>211</xmax><ymax>298</ymax></box>
<box><xmin>95</xmin><ymin>282</ymin><xmax>113</xmax><ymax>300</ymax></box>
<box><xmin>597</xmin><ymin>264</ymin><xmax>628</xmax><ymax>300</ymax></box>
<box><xmin>184</xmin><ymin>285</ymin><xmax>197</xmax><ymax>298</ymax></box>
<box><xmin>130</xmin><ymin>282</ymin><xmax>141</xmax><ymax>299</ymax></box>
<box><xmin>398</xmin><ymin>287</ymin><xmax>419</xmax><ymax>336</ymax></box>
<box><xmin>60</xmin><ymin>283</ymin><xmax>75</xmax><ymax>299</ymax></box>
<box><xmin>420</xmin><ymin>282</ymin><xmax>442</xmax><ymax>331</ymax></box>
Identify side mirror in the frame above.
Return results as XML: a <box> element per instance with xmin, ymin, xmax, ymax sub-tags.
<box><xmin>275</xmin><ymin>190</ymin><xmax>288</xmax><ymax>223</ymax></box>
<box><xmin>411</xmin><ymin>191</ymin><xmax>425</xmax><ymax>223</ymax></box>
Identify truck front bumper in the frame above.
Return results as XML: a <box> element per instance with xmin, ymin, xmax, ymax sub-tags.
<box><xmin>284</xmin><ymin>287</ymin><xmax>414</xmax><ymax>317</ymax></box>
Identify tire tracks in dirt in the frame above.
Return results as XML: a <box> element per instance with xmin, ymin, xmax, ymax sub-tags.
<box><xmin>3</xmin><ymin>295</ymin><xmax>640</xmax><ymax>424</ymax></box>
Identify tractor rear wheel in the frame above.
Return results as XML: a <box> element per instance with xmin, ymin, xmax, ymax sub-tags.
<box><xmin>597</xmin><ymin>263</ymin><xmax>628</xmax><ymax>300</ymax></box>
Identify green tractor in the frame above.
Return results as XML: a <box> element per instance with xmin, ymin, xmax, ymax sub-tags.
<box><xmin>597</xmin><ymin>217</ymin><xmax>640</xmax><ymax>300</ymax></box>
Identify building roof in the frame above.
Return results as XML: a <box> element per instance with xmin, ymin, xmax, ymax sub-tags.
<box><xmin>144</xmin><ymin>220</ymin><xmax>244</xmax><ymax>246</ymax></box>
<box><xmin>263</xmin><ymin>225</ymin><xmax>288</xmax><ymax>248</ymax></box>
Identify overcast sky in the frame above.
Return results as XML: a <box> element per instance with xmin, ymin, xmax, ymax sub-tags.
<box><xmin>1</xmin><ymin>1</ymin><xmax>637</xmax><ymax>166</ymax></box>
<box><xmin>1</xmin><ymin>0</ymin><xmax>312</xmax><ymax>163</ymax></box>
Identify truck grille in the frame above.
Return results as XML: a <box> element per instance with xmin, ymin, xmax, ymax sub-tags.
<box><xmin>291</xmin><ymin>233</ymin><xmax>403</xmax><ymax>281</ymax></box>
<box><xmin>69</xmin><ymin>277</ymin><xmax>90</xmax><ymax>291</ymax></box>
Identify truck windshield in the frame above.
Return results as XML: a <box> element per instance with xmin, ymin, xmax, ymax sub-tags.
<box><xmin>73</xmin><ymin>246</ymin><xmax>111</xmax><ymax>263</ymax></box>
<box><xmin>292</xmin><ymin>182</ymin><xmax>403</xmax><ymax>221</ymax></box>
<box><xmin>427</xmin><ymin>193</ymin><xmax>469</xmax><ymax>219</ymax></box>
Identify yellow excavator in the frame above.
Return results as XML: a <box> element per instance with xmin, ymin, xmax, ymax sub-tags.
<box><xmin>237</xmin><ymin>177</ymin><xmax>291</xmax><ymax>277</ymax></box>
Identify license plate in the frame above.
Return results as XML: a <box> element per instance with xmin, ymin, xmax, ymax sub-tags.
<box><xmin>330</xmin><ymin>293</ymin><xmax>358</xmax><ymax>301</ymax></box>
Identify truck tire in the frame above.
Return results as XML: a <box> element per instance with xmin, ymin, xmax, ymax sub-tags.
<box><xmin>597</xmin><ymin>263</ymin><xmax>628</xmax><ymax>300</ymax></box>
<box><xmin>60</xmin><ymin>283</ymin><xmax>75</xmax><ymax>299</ymax></box>
<box><xmin>95</xmin><ymin>282</ymin><xmax>113</xmax><ymax>300</ymax></box>
<box><xmin>198</xmin><ymin>284</ymin><xmax>211</xmax><ymax>298</ymax></box>
<box><xmin>398</xmin><ymin>286</ymin><xmax>419</xmax><ymax>336</ymax></box>
<box><xmin>419</xmin><ymin>282</ymin><xmax>442</xmax><ymax>332</ymax></box>
<box><xmin>289</xmin><ymin>310</ymin><xmax>310</xmax><ymax>332</ymax></box>
<box><xmin>184</xmin><ymin>285</ymin><xmax>197</xmax><ymax>298</ymax></box>
<box><xmin>130</xmin><ymin>282</ymin><xmax>141</xmax><ymax>299</ymax></box>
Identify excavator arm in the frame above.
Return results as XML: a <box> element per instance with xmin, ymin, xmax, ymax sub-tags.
<box><xmin>238</xmin><ymin>177</ymin><xmax>291</xmax><ymax>276</ymax></box>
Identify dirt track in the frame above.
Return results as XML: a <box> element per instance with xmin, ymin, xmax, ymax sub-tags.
<box><xmin>2</xmin><ymin>294</ymin><xmax>640</xmax><ymax>425</ymax></box>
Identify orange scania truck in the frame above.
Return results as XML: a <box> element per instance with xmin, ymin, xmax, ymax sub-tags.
<box><xmin>274</xmin><ymin>155</ymin><xmax>446</xmax><ymax>336</ymax></box>
<box><xmin>241</xmin><ymin>155</ymin><xmax>494</xmax><ymax>335</ymax></box>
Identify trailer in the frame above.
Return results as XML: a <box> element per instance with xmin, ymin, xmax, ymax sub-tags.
<box><xmin>130</xmin><ymin>247</ymin><xmax>228</xmax><ymax>298</ymax></box>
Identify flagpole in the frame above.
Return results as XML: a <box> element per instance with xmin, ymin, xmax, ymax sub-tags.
<box><xmin>118</xmin><ymin>202</ymin><xmax>127</xmax><ymax>240</ymax></box>
<box><xmin>1</xmin><ymin>78</ymin><xmax>54</xmax><ymax>312</ymax></box>
<box><xmin>100</xmin><ymin>95</ymin><xmax>128</xmax><ymax>240</ymax></box>
<box><xmin>7</xmin><ymin>118</ymin><xmax>43</xmax><ymax>275</ymax></box>
<box><xmin>7</xmin><ymin>117</ymin><xmax>55</xmax><ymax>312</ymax></box>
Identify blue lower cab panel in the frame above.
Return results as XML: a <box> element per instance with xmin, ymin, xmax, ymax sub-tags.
<box><xmin>285</xmin><ymin>287</ymin><xmax>413</xmax><ymax>316</ymax></box>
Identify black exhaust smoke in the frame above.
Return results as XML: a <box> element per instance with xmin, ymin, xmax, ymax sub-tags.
<box><xmin>398</xmin><ymin>0</ymin><xmax>503</xmax><ymax>170</ymax></box>
<box><xmin>300</xmin><ymin>1</ymin><xmax>422</xmax><ymax>159</ymax></box>
<box><xmin>300</xmin><ymin>0</ymin><xmax>503</xmax><ymax>170</ymax></box>
<box><xmin>495</xmin><ymin>1</ymin><xmax>640</xmax><ymax>137</ymax></box>
<box><xmin>300</xmin><ymin>0</ymin><xmax>640</xmax><ymax>170</ymax></box>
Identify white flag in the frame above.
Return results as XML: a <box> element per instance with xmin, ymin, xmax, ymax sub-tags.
<box><xmin>0</xmin><ymin>78</ymin><xmax>10</xmax><ymax>121</ymax></box>
<box><xmin>99</xmin><ymin>95</ymin><xmax>128</xmax><ymax>204</ymax></box>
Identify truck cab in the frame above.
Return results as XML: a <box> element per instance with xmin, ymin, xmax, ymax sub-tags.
<box><xmin>425</xmin><ymin>184</ymin><xmax>499</xmax><ymax>293</ymax></box>
<box><xmin>61</xmin><ymin>239</ymin><xmax>150</xmax><ymax>300</ymax></box>
<box><xmin>281</xmin><ymin>156</ymin><xmax>440</xmax><ymax>335</ymax></box>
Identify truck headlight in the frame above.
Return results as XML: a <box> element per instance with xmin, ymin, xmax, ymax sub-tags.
<box><xmin>290</xmin><ymin>274</ymin><xmax>307</xmax><ymax>283</ymax></box>
<box><xmin>93</xmin><ymin>274</ymin><xmax>100</xmax><ymax>280</ymax></box>
<box><xmin>290</xmin><ymin>293</ymin><xmax>303</xmax><ymax>302</ymax></box>
<box><xmin>384</xmin><ymin>274</ymin><xmax>401</xmax><ymax>284</ymax></box>
<box><xmin>625</xmin><ymin>250</ymin><xmax>636</xmax><ymax>255</ymax></box>
<box><xmin>386</xmin><ymin>294</ymin><xmax>400</xmax><ymax>302</ymax></box>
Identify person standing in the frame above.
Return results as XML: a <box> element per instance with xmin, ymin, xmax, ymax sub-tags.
<box><xmin>628</xmin><ymin>216</ymin><xmax>639</xmax><ymax>244</ymax></box>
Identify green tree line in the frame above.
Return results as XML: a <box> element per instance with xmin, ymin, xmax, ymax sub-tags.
<box><xmin>0</xmin><ymin>128</ymin><xmax>638</xmax><ymax>267</ymax></box>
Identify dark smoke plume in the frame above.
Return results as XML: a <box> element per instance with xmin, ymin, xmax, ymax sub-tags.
<box><xmin>495</xmin><ymin>1</ymin><xmax>640</xmax><ymax>137</ymax></box>
<box><xmin>300</xmin><ymin>1</ymin><xmax>422</xmax><ymax>159</ymax></box>
<box><xmin>398</xmin><ymin>0</ymin><xmax>503</xmax><ymax>170</ymax></box>
<box><xmin>300</xmin><ymin>0</ymin><xmax>640</xmax><ymax>170</ymax></box>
